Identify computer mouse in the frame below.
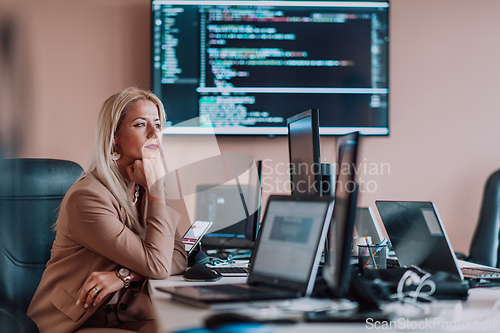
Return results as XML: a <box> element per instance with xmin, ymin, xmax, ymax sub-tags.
<box><xmin>182</xmin><ymin>263</ymin><xmax>222</xmax><ymax>282</ymax></box>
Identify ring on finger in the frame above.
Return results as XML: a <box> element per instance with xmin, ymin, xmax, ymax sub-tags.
<box><xmin>92</xmin><ymin>286</ymin><xmax>100</xmax><ymax>293</ymax></box>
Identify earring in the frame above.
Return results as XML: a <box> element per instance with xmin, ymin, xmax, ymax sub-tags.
<box><xmin>111</xmin><ymin>150</ymin><xmax>121</xmax><ymax>161</ymax></box>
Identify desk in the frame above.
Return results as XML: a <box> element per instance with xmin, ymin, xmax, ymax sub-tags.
<box><xmin>150</xmin><ymin>276</ymin><xmax>500</xmax><ymax>333</ymax></box>
<box><xmin>150</xmin><ymin>275</ymin><xmax>362</xmax><ymax>332</ymax></box>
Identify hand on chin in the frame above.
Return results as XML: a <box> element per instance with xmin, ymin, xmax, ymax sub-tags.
<box><xmin>142</xmin><ymin>156</ymin><xmax>167</xmax><ymax>200</ymax></box>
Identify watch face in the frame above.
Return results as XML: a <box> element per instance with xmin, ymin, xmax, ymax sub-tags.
<box><xmin>119</xmin><ymin>268</ymin><xmax>130</xmax><ymax>277</ymax></box>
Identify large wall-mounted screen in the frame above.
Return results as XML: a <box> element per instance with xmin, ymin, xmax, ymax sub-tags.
<box><xmin>152</xmin><ymin>1</ymin><xmax>389</xmax><ymax>135</ymax></box>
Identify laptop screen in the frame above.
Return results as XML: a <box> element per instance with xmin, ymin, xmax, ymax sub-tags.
<box><xmin>375</xmin><ymin>200</ymin><xmax>462</xmax><ymax>278</ymax></box>
<box><xmin>251</xmin><ymin>199</ymin><xmax>332</xmax><ymax>284</ymax></box>
<box><xmin>354</xmin><ymin>207</ymin><xmax>383</xmax><ymax>245</ymax></box>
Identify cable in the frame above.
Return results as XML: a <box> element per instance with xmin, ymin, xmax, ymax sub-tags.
<box><xmin>411</xmin><ymin>273</ymin><xmax>436</xmax><ymax>304</ymax></box>
<box><xmin>386</xmin><ymin>270</ymin><xmax>500</xmax><ymax>332</ymax></box>
<box><xmin>385</xmin><ymin>269</ymin><xmax>436</xmax><ymax>319</ymax></box>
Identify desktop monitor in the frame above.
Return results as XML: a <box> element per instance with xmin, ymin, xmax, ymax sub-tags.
<box><xmin>151</xmin><ymin>0</ymin><xmax>390</xmax><ymax>135</ymax></box>
<box><xmin>287</xmin><ymin>109</ymin><xmax>321</xmax><ymax>196</ymax></box>
<box><xmin>323</xmin><ymin>131</ymin><xmax>360</xmax><ymax>297</ymax></box>
<box><xmin>244</xmin><ymin>160</ymin><xmax>263</xmax><ymax>242</ymax></box>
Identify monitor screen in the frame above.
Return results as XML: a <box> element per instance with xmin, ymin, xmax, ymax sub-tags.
<box><xmin>323</xmin><ymin>131</ymin><xmax>360</xmax><ymax>297</ymax></box>
<box><xmin>287</xmin><ymin>109</ymin><xmax>321</xmax><ymax>195</ymax></box>
<box><xmin>151</xmin><ymin>1</ymin><xmax>389</xmax><ymax>135</ymax></box>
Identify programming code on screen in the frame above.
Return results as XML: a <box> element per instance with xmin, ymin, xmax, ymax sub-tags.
<box><xmin>152</xmin><ymin>1</ymin><xmax>389</xmax><ymax>135</ymax></box>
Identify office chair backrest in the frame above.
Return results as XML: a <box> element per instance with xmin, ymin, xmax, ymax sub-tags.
<box><xmin>0</xmin><ymin>158</ymin><xmax>83</xmax><ymax>313</ymax></box>
<box><xmin>468</xmin><ymin>169</ymin><xmax>500</xmax><ymax>268</ymax></box>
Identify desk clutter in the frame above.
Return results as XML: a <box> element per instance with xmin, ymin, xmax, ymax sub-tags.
<box><xmin>161</xmin><ymin>259</ymin><xmax>500</xmax><ymax>333</ymax></box>
<box><xmin>163</xmin><ymin>125</ymin><xmax>500</xmax><ymax>332</ymax></box>
<box><xmin>166</xmin><ymin>202</ymin><xmax>500</xmax><ymax>331</ymax></box>
<box><xmin>163</xmin><ymin>204</ymin><xmax>500</xmax><ymax>331</ymax></box>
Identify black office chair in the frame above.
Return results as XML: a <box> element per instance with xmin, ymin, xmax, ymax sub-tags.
<box><xmin>467</xmin><ymin>169</ymin><xmax>500</xmax><ymax>268</ymax></box>
<box><xmin>0</xmin><ymin>158</ymin><xmax>83</xmax><ymax>333</ymax></box>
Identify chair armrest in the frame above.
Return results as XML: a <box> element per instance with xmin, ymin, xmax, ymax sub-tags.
<box><xmin>0</xmin><ymin>305</ymin><xmax>39</xmax><ymax>333</ymax></box>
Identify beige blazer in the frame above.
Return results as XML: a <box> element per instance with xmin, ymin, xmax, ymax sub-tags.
<box><xmin>27</xmin><ymin>176</ymin><xmax>188</xmax><ymax>333</ymax></box>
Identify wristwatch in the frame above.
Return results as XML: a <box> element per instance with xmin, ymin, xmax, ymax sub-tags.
<box><xmin>116</xmin><ymin>268</ymin><xmax>131</xmax><ymax>288</ymax></box>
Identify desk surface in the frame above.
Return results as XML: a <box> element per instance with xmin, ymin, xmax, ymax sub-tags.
<box><xmin>150</xmin><ymin>273</ymin><xmax>500</xmax><ymax>333</ymax></box>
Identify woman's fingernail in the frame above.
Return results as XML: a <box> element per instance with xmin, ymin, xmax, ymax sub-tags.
<box><xmin>84</xmin><ymin>304</ymin><xmax>88</xmax><ymax>309</ymax></box>
<box><xmin>76</xmin><ymin>300</ymin><xmax>80</xmax><ymax>305</ymax></box>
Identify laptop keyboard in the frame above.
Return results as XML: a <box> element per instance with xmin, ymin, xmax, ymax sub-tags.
<box><xmin>212</xmin><ymin>267</ymin><xmax>249</xmax><ymax>275</ymax></box>
<box><xmin>461</xmin><ymin>266</ymin><xmax>500</xmax><ymax>279</ymax></box>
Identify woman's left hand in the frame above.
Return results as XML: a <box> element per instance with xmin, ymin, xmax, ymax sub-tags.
<box><xmin>76</xmin><ymin>271</ymin><xmax>123</xmax><ymax>309</ymax></box>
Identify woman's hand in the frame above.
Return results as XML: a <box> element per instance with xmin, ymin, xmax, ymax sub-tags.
<box><xmin>76</xmin><ymin>271</ymin><xmax>123</xmax><ymax>309</ymax></box>
<box><xmin>126</xmin><ymin>159</ymin><xmax>148</xmax><ymax>189</ymax></box>
<box><xmin>142</xmin><ymin>156</ymin><xmax>167</xmax><ymax>201</ymax></box>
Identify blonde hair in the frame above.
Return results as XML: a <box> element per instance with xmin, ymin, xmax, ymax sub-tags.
<box><xmin>87</xmin><ymin>87</ymin><xmax>166</xmax><ymax>236</ymax></box>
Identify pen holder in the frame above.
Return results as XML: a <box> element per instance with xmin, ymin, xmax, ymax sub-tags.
<box><xmin>358</xmin><ymin>244</ymin><xmax>387</xmax><ymax>271</ymax></box>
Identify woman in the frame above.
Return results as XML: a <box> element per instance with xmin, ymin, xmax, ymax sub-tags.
<box><xmin>27</xmin><ymin>87</ymin><xmax>188</xmax><ymax>332</ymax></box>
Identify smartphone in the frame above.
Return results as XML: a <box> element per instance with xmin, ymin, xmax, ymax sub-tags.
<box><xmin>181</xmin><ymin>221</ymin><xmax>212</xmax><ymax>255</ymax></box>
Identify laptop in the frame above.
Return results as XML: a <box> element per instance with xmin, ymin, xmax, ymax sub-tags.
<box><xmin>354</xmin><ymin>207</ymin><xmax>384</xmax><ymax>245</ymax></box>
<box><xmin>157</xmin><ymin>195</ymin><xmax>335</xmax><ymax>308</ymax></box>
<box><xmin>209</xmin><ymin>251</ymin><xmax>253</xmax><ymax>277</ymax></box>
<box><xmin>194</xmin><ymin>184</ymin><xmax>248</xmax><ymax>238</ymax></box>
<box><xmin>375</xmin><ymin>201</ymin><xmax>500</xmax><ymax>284</ymax></box>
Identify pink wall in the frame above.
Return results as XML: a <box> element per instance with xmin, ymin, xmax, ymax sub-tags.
<box><xmin>3</xmin><ymin>0</ymin><xmax>500</xmax><ymax>254</ymax></box>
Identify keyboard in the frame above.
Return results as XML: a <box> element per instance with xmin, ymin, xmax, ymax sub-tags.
<box><xmin>211</xmin><ymin>266</ymin><xmax>249</xmax><ymax>276</ymax></box>
<box><xmin>461</xmin><ymin>266</ymin><xmax>500</xmax><ymax>279</ymax></box>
